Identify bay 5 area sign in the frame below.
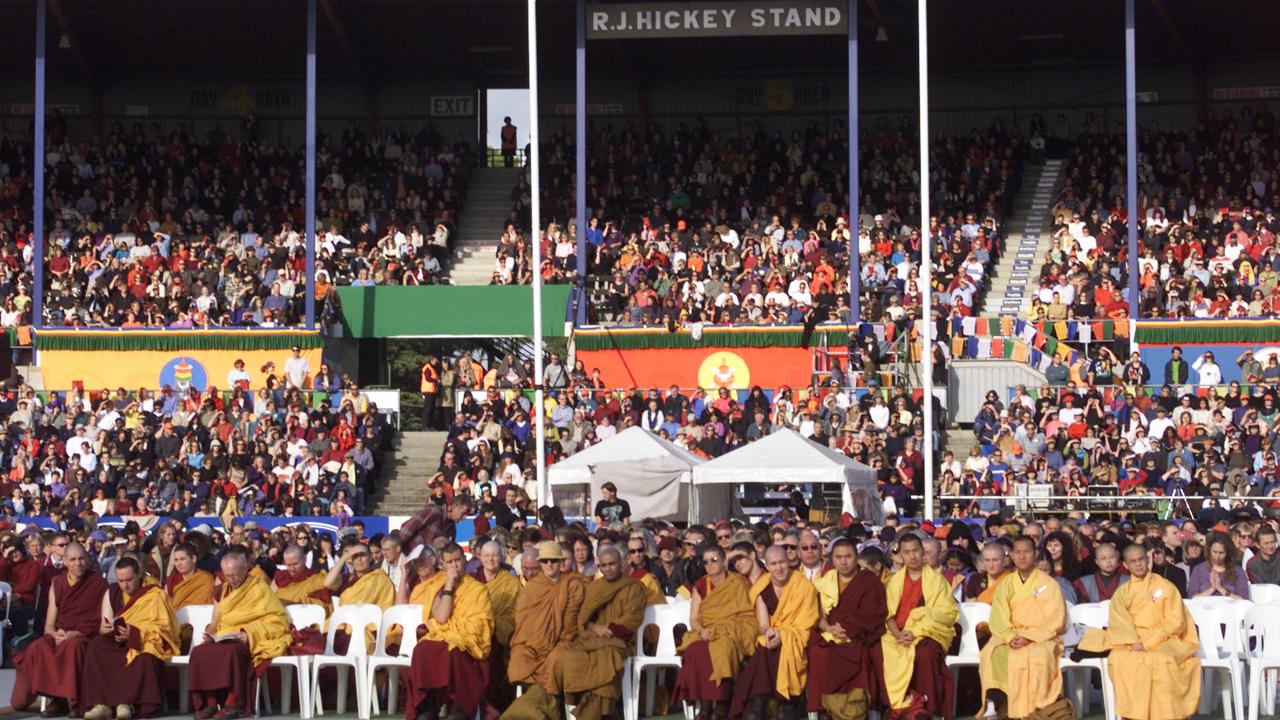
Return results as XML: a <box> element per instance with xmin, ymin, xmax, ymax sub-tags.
<box><xmin>588</xmin><ymin>1</ymin><xmax>847</xmax><ymax>39</ymax></box>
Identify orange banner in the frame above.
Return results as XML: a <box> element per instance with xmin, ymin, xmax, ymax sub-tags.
<box><xmin>575</xmin><ymin>347</ymin><xmax>813</xmax><ymax>390</ymax></box>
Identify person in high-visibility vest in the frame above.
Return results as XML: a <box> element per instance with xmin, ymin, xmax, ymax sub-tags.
<box><xmin>421</xmin><ymin>354</ymin><xmax>440</xmax><ymax>429</ymax></box>
<box><xmin>500</xmin><ymin>117</ymin><xmax>518</xmax><ymax>167</ymax></box>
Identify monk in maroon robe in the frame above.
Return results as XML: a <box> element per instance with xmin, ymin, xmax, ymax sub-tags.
<box><xmin>15</xmin><ymin>543</ymin><xmax>108</xmax><ymax>716</ymax></box>
<box><xmin>806</xmin><ymin>540</ymin><xmax>887</xmax><ymax>720</ymax></box>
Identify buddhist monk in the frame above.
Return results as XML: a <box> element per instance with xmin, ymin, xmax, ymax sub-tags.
<box><xmin>807</xmin><ymin>538</ymin><xmax>887</xmax><ymax>720</ymax></box>
<box><xmin>561</xmin><ymin>546</ymin><xmax>647</xmax><ymax>720</ymax></box>
<box><xmin>1075</xmin><ymin>543</ymin><xmax>1201</xmax><ymax>720</ymax></box>
<box><xmin>272</xmin><ymin>544</ymin><xmax>331</xmax><ymax>611</ymax></box>
<box><xmin>403</xmin><ymin>547</ymin><xmax>446</xmax><ymax>607</ymax></box>
<box><xmin>474</xmin><ymin>541</ymin><xmax>521</xmax><ymax>713</ymax></box>
<box><xmin>672</xmin><ymin>544</ymin><xmax>757</xmax><ymax>720</ymax></box>
<box><xmin>979</xmin><ymin>535</ymin><xmax>1070</xmax><ymax>720</ymax></box>
<box><xmin>166</xmin><ymin>543</ymin><xmax>215</xmax><ymax>610</ymax></box>
<box><xmin>501</xmin><ymin>540</ymin><xmax>586</xmax><ymax>720</ymax></box>
<box><xmin>881</xmin><ymin>533</ymin><xmax>958</xmax><ymax>720</ymax></box>
<box><xmin>729</xmin><ymin>545</ymin><xmax>820</xmax><ymax>720</ymax></box>
<box><xmin>188</xmin><ymin>550</ymin><xmax>291</xmax><ymax>719</ymax></box>
<box><xmin>625</xmin><ymin>535</ymin><xmax>666</xmax><ymax>606</ymax></box>
<box><xmin>80</xmin><ymin>556</ymin><xmax>181</xmax><ymax>720</ymax></box>
<box><xmin>405</xmin><ymin>543</ymin><xmax>494</xmax><ymax>720</ymax></box>
<box><xmin>964</xmin><ymin>543</ymin><xmax>1011</xmax><ymax>603</ymax></box>
<box><xmin>325</xmin><ymin>541</ymin><xmax>396</xmax><ymax>652</ymax></box>
<box><xmin>17</xmin><ymin>542</ymin><xmax>108</xmax><ymax>717</ymax></box>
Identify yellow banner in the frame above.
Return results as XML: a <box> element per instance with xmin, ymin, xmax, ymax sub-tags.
<box><xmin>39</xmin><ymin>348</ymin><xmax>323</xmax><ymax>391</ymax></box>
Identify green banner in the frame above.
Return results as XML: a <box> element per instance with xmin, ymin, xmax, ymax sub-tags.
<box><xmin>34</xmin><ymin>330</ymin><xmax>323</xmax><ymax>352</ymax></box>
<box><xmin>336</xmin><ymin>286</ymin><xmax>572</xmax><ymax>338</ymax></box>
<box><xmin>573</xmin><ymin>326</ymin><xmax>854</xmax><ymax>351</ymax></box>
<box><xmin>1135</xmin><ymin>321</ymin><xmax>1280</xmax><ymax>345</ymax></box>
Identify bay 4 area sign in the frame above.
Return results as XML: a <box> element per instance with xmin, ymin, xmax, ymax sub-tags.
<box><xmin>588</xmin><ymin>1</ymin><xmax>846</xmax><ymax>39</ymax></box>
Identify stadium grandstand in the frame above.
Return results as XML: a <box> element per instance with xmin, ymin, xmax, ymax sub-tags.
<box><xmin>0</xmin><ymin>1</ymin><xmax>1278</xmax><ymax>718</ymax></box>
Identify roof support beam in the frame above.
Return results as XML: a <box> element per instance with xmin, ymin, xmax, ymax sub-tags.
<box><xmin>319</xmin><ymin>0</ymin><xmax>367</xmax><ymax>79</ymax></box>
<box><xmin>1148</xmin><ymin>0</ymin><xmax>1192</xmax><ymax>62</ymax></box>
<box><xmin>46</xmin><ymin>0</ymin><xmax>94</xmax><ymax>81</ymax></box>
<box><xmin>863</xmin><ymin>0</ymin><xmax>904</xmax><ymax>60</ymax></box>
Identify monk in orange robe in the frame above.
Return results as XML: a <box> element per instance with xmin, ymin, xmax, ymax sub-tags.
<box><xmin>473</xmin><ymin>541</ymin><xmax>521</xmax><ymax>714</ymax></box>
<box><xmin>15</xmin><ymin>542</ymin><xmax>109</xmax><ymax>716</ymax></box>
<box><xmin>325</xmin><ymin>542</ymin><xmax>395</xmax><ymax>652</ymax></box>
<box><xmin>165</xmin><ymin>543</ymin><xmax>215</xmax><ymax>610</ymax></box>
<box><xmin>79</xmin><ymin>556</ymin><xmax>181</xmax><ymax>720</ymax></box>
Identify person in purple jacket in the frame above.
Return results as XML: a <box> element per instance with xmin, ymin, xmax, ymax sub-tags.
<box><xmin>1188</xmin><ymin>531</ymin><xmax>1251</xmax><ymax>600</ymax></box>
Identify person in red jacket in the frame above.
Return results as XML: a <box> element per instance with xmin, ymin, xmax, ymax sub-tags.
<box><xmin>0</xmin><ymin>536</ymin><xmax>43</xmax><ymax>638</ymax></box>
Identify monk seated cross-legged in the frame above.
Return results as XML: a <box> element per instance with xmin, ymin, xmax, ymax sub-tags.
<box><xmin>405</xmin><ymin>543</ymin><xmax>494</xmax><ymax>720</ymax></box>
<box><xmin>880</xmin><ymin>533</ymin><xmax>959</xmax><ymax>720</ymax></box>
<box><xmin>474</xmin><ymin>540</ymin><xmax>521</xmax><ymax>716</ymax></box>
<box><xmin>188</xmin><ymin>548</ymin><xmax>291</xmax><ymax>720</ymax></box>
<box><xmin>80</xmin><ymin>556</ymin><xmax>181</xmax><ymax>720</ymax></box>
<box><xmin>16</xmin><ymin>541</ymin><xmax>108</xmax><ymax>718</ymax></box>
<box><xmin>979</xmin><ymin>535</ymin><xmax>1071</xmax><ymax>720</ymax></box>
<box><xmin>729</xmin><ymin>544</ymin><xmax>820</xmax><ymax>720</ymax></box>
<box><xmin>1075</xmin><ymin>543</ymin><xmax>1202</xmax><ymax>720</ymax></box>
<box><xmin>806</xmin><ymin>540</ymin><xmax>887</xmax><ymax>720</ymax></box>
<box><xmin>672</xmin><ymin>545</ymin><xmax>758</xmax><ymax>720</ymax></box>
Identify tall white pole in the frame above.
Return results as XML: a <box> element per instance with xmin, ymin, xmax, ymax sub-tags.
<box><xmin>528</xmin><ymin>0</ymin><xmax>547</xmax><ymax>507</ymax></box>
<box><xmin>918</xmin><ymin>0</ymin><xmax>935</xmax><ymax>520</ymax></box>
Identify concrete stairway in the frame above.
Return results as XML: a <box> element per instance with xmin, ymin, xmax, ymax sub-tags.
<box><xmin>981</xmin><ymin>159</ymin><xmax>1065</xmax><ymax>317</ymax></box>
<box><xmin>369</xmin><ymin>431</ymin><xmax>449</xmax><ymax>515</ymax></box>
<box><xmin>448</xmin><ymin>167</ymin><xmax>523</xmax><ymax>285</ymax></box>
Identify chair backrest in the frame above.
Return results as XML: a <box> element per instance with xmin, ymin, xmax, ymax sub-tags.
<box><xmin>1188</xmin><ymin>602</ymin><xmax>1238</xmax><ymax>660</ymax></box>
<box><xmin>286</xmin><ymin>603</ymin><xmax>327</xmax><ymax>631</ymax></box>
<box><xmin>0</xmin><ymin>580</ymin><xmax>12</xmax><ymax>620</ymax></box>
<box><xmin>635</xmin><ymin>602</ymin><xmax>690</xmax><ymax>658</ymax></box>
<box><xmin>1069</xmin><ymin>602</ymin><xmax>1110</xmax><ymax>629</ymax></box>
<box><xmin>1244</xmin><ymin>604</ymin><xmax>1280</xmax><ymax>660</ymax></box>
<box><xmin>1251</xmin><ymin>584</ymin><xmax>1280</xmax><ymax>606</ymax></box>
<box><xmin>954</xmin><ymin>602</ymin><xmax>992</xmax><ymax>657</ymax></box>
<box><xmin>1187</xmin><ymin>597</ymin><xmax>1251</xmax><ymax>655</ymax></box>
<box><xmin>373</xmin><ymin>604</ymin><xmax>425</xmax><ymax>658</ymax></box>
<box><xmin>325</xmin><ymin>603</ymin><xmax>383</xmax><ymax>657</ymax></box>
<box><xmin>176</xmin><ymin>604</ymin><xmax>216</xmax><ymax>651</ymax></box>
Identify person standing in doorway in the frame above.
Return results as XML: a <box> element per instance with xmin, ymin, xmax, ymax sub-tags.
<box><xmin>500</xmin><ymin>117</ymin><xmax>518</xmax><ymax>167</ymax></box>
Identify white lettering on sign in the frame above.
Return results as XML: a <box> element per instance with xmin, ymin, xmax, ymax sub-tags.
<box><xmin>589</xmin><ymin>2</ymin><xmax>845</xmax><ymax>38</ymax></box>
<box><xmin>430</xmin><ymin>96</ymin><xmax>475</xmax><ymax>117</ymax></box>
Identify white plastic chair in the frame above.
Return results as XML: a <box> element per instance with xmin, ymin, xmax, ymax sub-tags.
<box><xmin>1244</xmin><ymin>604</ymin><xmax>1280</xmax><ymax>720</ymax></box>
<box><xmin>364</xmin><ymin>604</ymin><xmax>425</xmax><ymax>718</ymax></box>
<box><xmin>1250</xmin><ymin>584</ymin><xmax>1280</xmax><ymax>605</ymax></box>
<box><xmin>622</xmin><ymin>602</ymin><xmax>689</xmax><ymax>720</ymax></box>
<box><xmin>1058</xmin><ymin>602</ymin><xmax>1116</xmax><ymax>720</ymax></box>
<box><xmin>312</xmin><ymin>603</ymin><xmax>382</xmax><ymax>720</ymax></box>
<box><xmin>0</xmin><ymin>580</ymin><xmax>13</xmax><ymax>652</ymax></box>
<box><xmin>946</xmin><ymin>602</ymin><xmax>991</xmax><ymax>718</ymax></box>
<box><xmin>1188</xmin><ymin>601</ymin><xmax>1246</xmax><ymax>720</ymax></box>
<box><xmin>167</xmin><ymin>604</ymin><xmax>215</xmax><ymax>714</ymax></box>
<box><xmin>256</xmin><ymin>604</ymin><xmax>326</xmax><ymax>720</ymax></box>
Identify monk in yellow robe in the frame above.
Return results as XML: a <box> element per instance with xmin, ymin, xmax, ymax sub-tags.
<box><xmin>272</xmin><ymin>544</ymin><xmax>331</xmax><ymax>613</ymax></box>
<box><xmin>80</xmin><ymin>556</ymin><xmax>181</xmax><ymax>720</ymax></box>
<box><xmin>729</xmin><ymin>545</ymin><xmax>820</xmax><ymax>720</ymax></box>
<box><xmin>406</xmin><ymin>543</ymin><xmax>494</xmax><ymax>720</ymax></box>
<box><xmin>964</xmin><ymin>543</ymin><xmax>1011</xmax><ymax>603</ymax></box>
<box><xmin>165</xmin><ymin>543</ymin><xmax>215</xmax><ymax>610</ymax></box>
<box><xmin>625</xmin><ymin>536</ymin><xmax>667</xmax><ymax>606</ymax></box>
<box><xmin>979</xmin><ymin>535</ymin><xmax>1070</xmax><ymax>720</ymax></box>
<box><xmin>561</xmin><ymin>546</ymin><xmax>647</xmax><ymax>720</ymax></box>
<box><xmin>475</xmin><ymin>541</ymin><xmax>521</xmax><ymax>713</ymax></box>
<box><xmin>325</xmin><ymin>542</ymin><xmax>396</xmax><ymax>652</ymax></box>
<box><xmin>1076</xmin><ymin>543</ymin><xmax>1201</xmax><ymax>720</ymax></box>
<box><xmin>188</xmin><ymin>550</ymin><xmax>291</xmax><ymax>718</ymax></box>
<box><xmin>881</xmin><ymin>533</ymin><xmax>958</xmax><ymax>719</ymax></box>
<box><xmin>673</xmin><ymin>544</ymin><xmax>758</xmax><ymax>717</ymax></box>
<box><xmin>502</xmin><ymin>541</ymin><xmax>586</xmax><ymax>720</ymax></box>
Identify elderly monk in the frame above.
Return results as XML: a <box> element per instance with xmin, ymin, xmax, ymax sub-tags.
<box><xmin>626</xmin><ymin>535</ymin><xmax>666</xmax><ymax>606</ymax></box>
<box><xmin>561</xmin><ymin>546</ymin><xmax>647</xmax><ymax>720</ymax></box>
<box><xmin>475</xmin><ymin>541</ymin><xmax>521</xmax><ymax>713</ymax></box>
<box><xmin>1075</xmin><ymin>543</ymin><xmax>1201</xmax><ymax>720</ymax></box>
<box><xmin>729</xmin><ymin>545</ymin><xmax>820</xmax><ymax>720</ymax></box>
<box><xmin>518</xmin><ymin>548</ymin><xmax>541</xmax><ymax>586</ymax></box>
<box><xmin>16</xmin><ymin>541</ymin><xmax>108</xmax><ymax>716</ymax></box>
<box><xmin>166</xmin><ymin>543</ymin><xmax>215</xmax><ymax>610</ymax></box>
<box><xmin>807</xmin><ymin>538</ymin><xmax>887</xmax><ymax>720</ymax></box>
<box><xmin>673</xmin><ymin>544</ymin><xmax>757</xmax><ymax>719</ymax></box>
<box><xmin>80</xmin><ymin>556</ymin><xmax>180</xmax><ymax>720</ymax></box>
<box><xmin>405</xmin><ymin>543</ymin><xmax>494</xmax><ymax>720</ymax></box>
<box><xmin>402</xmin><ymin>547</ymin><xmax>446</xmax><ymax>606</ymax></box>
<box><xmin>501</xmin><ymin>540</ymin><xmax>586</xmax><ymax>720</ymax></box>
<box><xmin>272</xmin><ymin>544</ymin><xmax>331</xmax><ymax>611</ymax></box>
<box><xmin>325</xmin><ymin>541</ymin><xmax>396</xmax><ymax>652</ymax></box>
<box><xmin>964</xmin><ymin>543</ymin><xmax>1011</xmax><ymax>603</ymax></box>
<box><xmin>881</xmin><ymin>533</ymin><xmax>959</xmax><ymax>720</ymax></box>
<box><xmin>188</xmin><ymin>550</ymin><xmax>291</xmax><ymax>719</ymax></box>
<box><xmin>979</xmin><ymin>535</ymin><xmax>1070</xmax><ymax>720</ymax></box>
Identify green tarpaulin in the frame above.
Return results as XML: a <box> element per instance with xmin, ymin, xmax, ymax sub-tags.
<box><xmin>336</xmin><ymin>286</ymin><xmax>572</xmax><ymax>338</ymax></box>
<box><xmin>34</xmin><ymin>330</ymin><xmax>323</xmax><ymax>351</ymax></box>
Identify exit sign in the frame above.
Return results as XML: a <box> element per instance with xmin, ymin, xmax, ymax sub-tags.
<box><xmin>430</xmin><ymin>96</ymin><xmax>474</xmax><ymax>117</ymax></box>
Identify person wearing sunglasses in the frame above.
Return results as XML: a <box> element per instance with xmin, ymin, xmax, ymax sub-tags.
<box><xmin>797</xmin><ymin>530</ymin><xmax>825</xmax><ymax>581</ymax></box>
<box><xmin>625</xmin><ymin>536</ymin><xmax>665</xmax><ymax>605</ymax></box>
<box><xmin>672</xmin><ymin>544</ymin><xmax>757</xmax><ymax>720</ymax></box>
<box><xmin>729</xmin><ymin>545</ymin><xmax>819</xmax><ymax>720</ymax></box>
<box><xmin>506</xmin><ymin>541</ymin><xmax>586</xmax><ymax>720</ymax></box>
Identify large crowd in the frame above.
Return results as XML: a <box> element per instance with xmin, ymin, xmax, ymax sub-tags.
<box><xmin>6</xmin><ymin>488</ymin><xmax>1277</xmax><ymax>720</ymax></box>
<box><xmin>489</xmin><ymin>117</ymin><xmax>1026</xmax><ymax>327</ymax></box>
<box><xmin>0</xmin><ymin>115</ymin><xmax>473</xmax><ymax>328</ymax></box>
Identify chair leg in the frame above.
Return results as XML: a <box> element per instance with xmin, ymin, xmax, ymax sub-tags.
<box><xmin>358</xmin><ymin>661</ymin><xmax>371</xmax><ymax>720</ymax></box>
<box><xmin>280</xmin><ymin>666</ymin><xmax>293</xmax><ymax>716</ymax></box>
<box><xmin>337</xmin><ymin>666</ymin><xmax>350</xmax><ymax>715</ymax></box>
<box><xmin>1218</xmin><ymin>670</ymin><xmax>1234</xmax><ymax>720</ymax></box>
<box><xmin>299</xmin><ymin>659</ymin><xmax>313</xmax><ymax>720</ymax></box>
<box><xmin>388</xmin><ymin>667</ymin><xmax>400</xmax><ymax>718</ymax></box>
<box><xmin>643</xmin><ymin>668</ymin><xmax>656</xmax><ymax>717</ymax></box>
<box><xmin>1200</xmin><ymin>670</ymin><xmax>1215</xmax><ymax>716</ymax></box>
<box><xmin>1266</xmin><ymin>669</ymin><xmax>1277</xmax><ymax>716</ymax></box>
<box><xmin>1232</xmin><ymin>665</ymin><xmax>1246</xmax><ymax>720</ymax></box>
<box><xmin>1250</xmin><ymin>664</ymin><xmax>1262</xmax><ymax>720</ymax></box>
<box><xmin>179</xmin><ymin>671</ymin><xmax>190</xmax><ymax>715</ymax></box>
<box><xmin>1100</xmin><ymin>661</ymin><xmax>1118</xmax><ymax>720</ymax></box>
<box><xmin>619</xmin><ymin>664</ymin><xmax>632</xmax><ymax>720</ymax></box>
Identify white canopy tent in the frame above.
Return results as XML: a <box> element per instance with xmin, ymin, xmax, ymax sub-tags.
<box><xmin>691</xmin><ymin>429</ymin><xmax>885</xmax><ymax>525</ymax></box>
<box><xmin>547</xmin><ymin>427</ymin><xmax>704</xmax><ymax>523</ymax></box>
